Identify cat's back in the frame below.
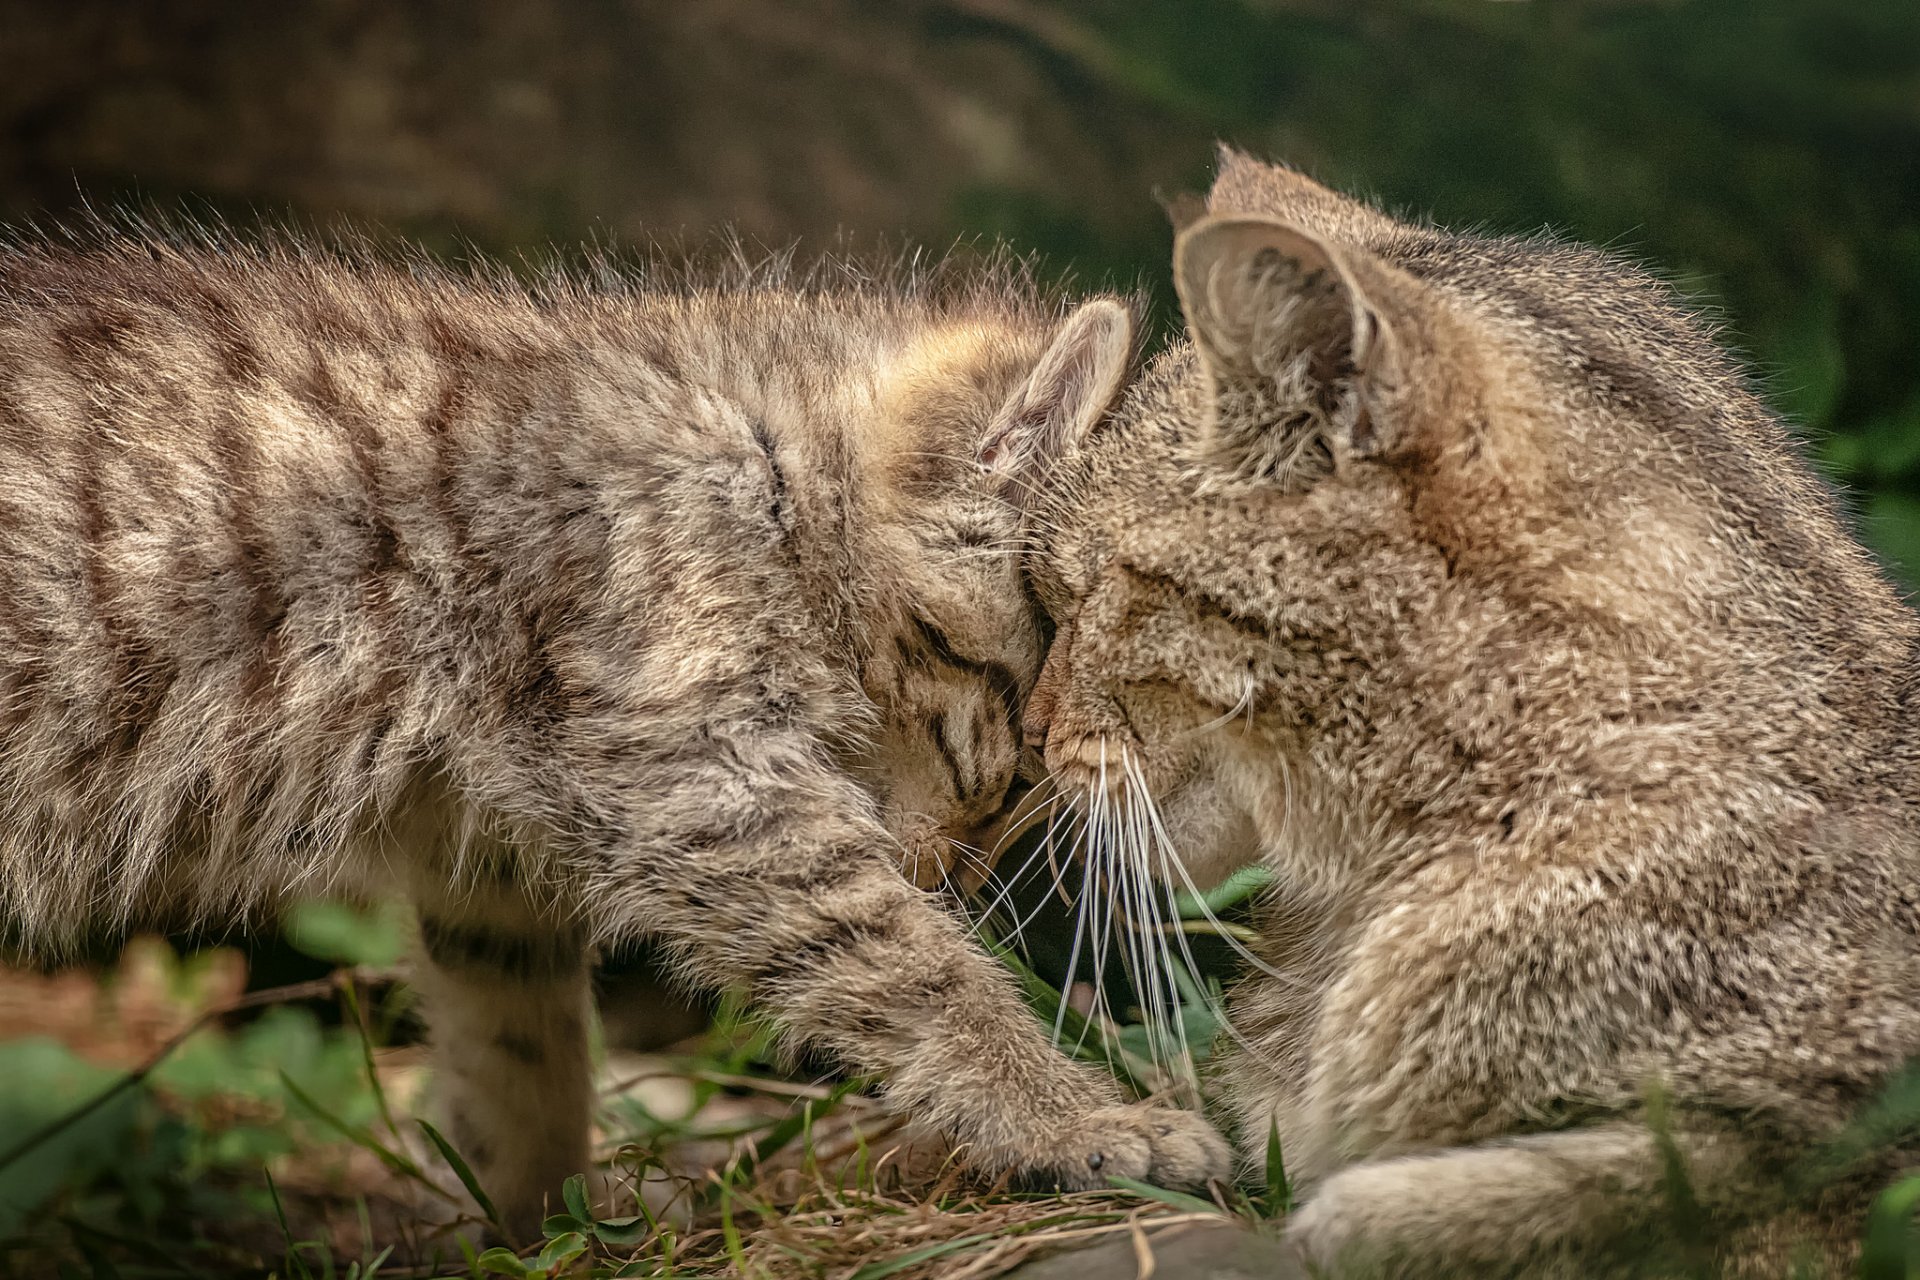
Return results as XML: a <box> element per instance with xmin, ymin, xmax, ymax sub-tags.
<box><xmin>0</xmin><ymin>235</ymin><xmax>590</xmax><ymax>699</ymax></box>
<box><xmin>0</xmin><ymin>232</ymin><xmax>783</xmax><ymax>943</ymax></box>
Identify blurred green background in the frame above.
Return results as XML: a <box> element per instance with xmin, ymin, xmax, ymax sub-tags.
<box><xmin>3</xmin><ymin>0</ymin><xmax>1917</xmax><ymax>578</ymax></box>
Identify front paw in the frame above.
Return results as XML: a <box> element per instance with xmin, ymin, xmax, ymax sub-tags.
<box><xmin>1015</xmin><ymin>1103</ymin><xmax>1233</xmax><ymax>1193</ymax></box>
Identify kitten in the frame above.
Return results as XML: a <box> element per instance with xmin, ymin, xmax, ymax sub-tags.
<box><xmin>0</xmin><ymin>228</ymin><xmax>1228</xmax><ymax>1238</ymax></box>
<box><xmin>1021</xmin><ymin>149</ymin><xmax>1920</xmax><ymax>1276</ymax></box>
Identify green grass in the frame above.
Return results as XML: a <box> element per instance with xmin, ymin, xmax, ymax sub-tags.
<box><xmin>3</xmin><ymin>880</ymin><xmax>1920</xmax><ymax>1278</ymax></box>
<box><xmin>0</xmin><ymin>895</ymin><xmax>1249</xmax><ymax>1278</ymax></box>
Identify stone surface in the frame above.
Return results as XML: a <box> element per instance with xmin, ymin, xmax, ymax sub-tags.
<box><xmin>1003</xmin><ymin>1221</ymin><xmax>1307</xmax><ymax>1280</ymax></box>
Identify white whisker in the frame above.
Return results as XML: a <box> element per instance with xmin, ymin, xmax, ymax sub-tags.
<box><xmin>1175</xmin><ymin>673</ymin><xmax>1258</xmax><ymax>742</ymax></box>
<box><xmin>1054</xmin><ymin>833</ymin><xmax>1093</xmax><ymax>1049</ymax></box>
<box><xmin>1123</xmin><ymin>752</ymin><xmax>1303</xmax><ymax>990</ymax></box>
<box><xmin>998</xmin><ymin>801</ymin><xmax>1082</xmax><ymax>948</ymax></box>
<box><xmin>959</xmin><ymin>779</ymin><xmax>1067</xmax><ymax>945</ymax></box>
<box><xmin>1117</xmin><ymin>751</ymin><xmax>1277</xmax><ymax>1071</ymax></box>
<box><xmin>1116</xmin><ymin>745</ymin><xmax>1196</xmax><ymax>1088</ymax></box>
<box><xmin>1082</xmin><ymin>743</ymin><xmax>1123</xmax><ymax>1073</ymax></box>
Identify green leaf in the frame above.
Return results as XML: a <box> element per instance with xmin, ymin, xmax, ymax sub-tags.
<box><xmin>562</xmin><ymin>1173</ymin><xmax>591</xmax><ymax>1224</ymax></box>
<box><xmin>1106</xmin><ymin>1175</ymin><xmax>1223</xmax><ymax>1216</ymax></box>
<box><xmin>1262</xmin><ymin>1117</ymin><xmax>1293</xmax><ymax>1217</ymax></box>
<box><xmin>474</xmin><ymin>1248</ymin><xmax>532</xmax><ymax>1277</ymax></box>
<box><xmin>284</xmin><ymin>899</ymin><xmax>409</xmax><ymax>968</ymax></box>
<box><xmin>535</xmin><ymin>1231</ymin><xmax>588</xmax><ymax>1270</ymax></box>
<box><xmin>417</xmin><ymin>1118</ymin><xmax>502</xmax><ymax>1230</ymax></box>
<box><xmin>542</xmin><ymin>1214</ymin><xmax>592</xmax><ymax>1239</ymax></box>
<box><xmin>0</xmin><ymin>1040</ymin><xmax>142</xmax><ymax>1238</ymax></box>
<box><xmin>1857</xmin><ymin>1174</ymin><xmax>1920</xmax><ymax>1280</ymax></box>
<box><xmin>1113</xmin><ymin>998</ymin><xmax>1225</xmax><ymax>1067</ymax></box>
<box><xmin>1171</xmin><ymin>865</ymin><xmax>1273</xmax><ymax>919</ymax></box>
<box><xmin>592</xmin><ymin>1214</ymin><xmax>655</xmax><ymax>1248</ymax></box>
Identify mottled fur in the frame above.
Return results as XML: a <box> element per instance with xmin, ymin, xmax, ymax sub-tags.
<box><xmin>0</xmin><ymin>227</ymin><xmax>1228</xmax><ymax>1238</ymax></box>
<box><xmin>1024</xmin><ymin>149</ymin><xmax>1920</xmax><ymax>1275</ymax></box>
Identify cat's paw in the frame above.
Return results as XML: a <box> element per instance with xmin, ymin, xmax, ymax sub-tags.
<box><xmin>1281</xmin><ymin>1193</ymin><xmax>1346</xmax><ymax>1271</ymax></box>
<box><xmin>1020</xmin><ymin>1103</ymin><xmax>1232</xmax><ymax>1193</ymax></box>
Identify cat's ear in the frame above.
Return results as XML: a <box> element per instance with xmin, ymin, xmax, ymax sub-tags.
<box><xmin>1174</xmin><ymin>214</ymin><xmax>1419</xmax><ymax>471</ymax></box>
<box><xmin>976</xmin><ymin>298</ymin><xmax>1133</xmax><ymax>495</ymax></box>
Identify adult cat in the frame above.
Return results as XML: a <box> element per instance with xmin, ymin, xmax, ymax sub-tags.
<box><xmin>1023</xmin><ymin>150</ymin><xmax>1920</xmax><ymax>1276</ymax></box>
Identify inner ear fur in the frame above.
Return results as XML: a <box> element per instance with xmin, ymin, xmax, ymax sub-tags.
<box><xmin>1174</xmin><ymin>214</ymin><xmax>1420</xmax><ymax>471</ymax></box>
<box><xmin>977</xmin><ymin>297</ymin><xmax>1134</xmax><ymax>496</ymax></box>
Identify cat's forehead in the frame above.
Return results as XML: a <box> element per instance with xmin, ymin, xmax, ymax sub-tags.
<box><xmin>1075</xmin><ymin>351</ymin><xmax>1203</xmax><ymax>503</ymax></box>
<box><xmin>927</xmin><ymin>548</ymin><xmax>1043</xmax><ymax>664</ymax></box>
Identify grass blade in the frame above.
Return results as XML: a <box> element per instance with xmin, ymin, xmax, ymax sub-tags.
<box><xmin>1262</xmin><ymin>1117</ymin><xmax>1292</xmax><ymax>1217</ymax></box>
<box><xmin>849</xmin><ymin>1235</ymin><xmax>994</xmax><ymax>1279</ymax></box>
<box><xmin>417</xmin><ymin>1118</ymin><xmax>502</xmax><ymax>1233</ymax></box>
<box><xmin>264</xmin><ymin>1167</ymin><xmax>317</xmax><ymax>1280</ymax></box>
<box><xmin>718</xmin><ymin>1181</ymin><xmax>746</xmax><ymax>1272</ymax></box>
<box><xmin>278</xmin><ymin>1071</ymin><xmax>450</xmax><ymax>1200</ymax></box>
<box><xmin>1106</xmin><ymin>1175</ymin><xmax>1223</xmax><ymax>1216</ymax></box>
<box><xmin>1171</xmin><ymin>866</ymin><xmax>1273</xmax><ymax>918</ymax></box>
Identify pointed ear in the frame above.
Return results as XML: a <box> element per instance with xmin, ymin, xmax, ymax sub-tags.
<box><xmin>976</xmin><ymin>298</ymin><xmax>1134</xmax><ymax>494</ymax></box>
<box><xmin>1174</xmin><ymin>214</ymin><xmax>1414</xmax><ymax>474</ymax></box>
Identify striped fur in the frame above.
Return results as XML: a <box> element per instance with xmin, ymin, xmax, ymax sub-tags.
<box><xmin>1025</xmin><ymin>150</ymin><xmax>1920</xmax><ymax>1276</ymax></box>
<box><xmin>0</xmin><ymin>227</ymin><xmax>1229</xmax><ymax>1238</ymax></box>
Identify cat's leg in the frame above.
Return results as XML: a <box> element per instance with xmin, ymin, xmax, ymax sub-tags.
<box><xmin>1284</xmin><ymin>1120</ymin><xmax>1820</xmax><ymax>1278</ymax></box>
<box><xmin>407</xmin><ymin>875</ymin><xmax>594</xmax><ymax>1243</ymax></box>
<box><xmin>505</xmin><ymin>731</ymin><xmax>1231</xmax><ymax>1193</ymax></box>
<box><xmin>1207</xmin><ymin>880</ymin><xmax>1352</xmax><ymax>1189</ymax></box>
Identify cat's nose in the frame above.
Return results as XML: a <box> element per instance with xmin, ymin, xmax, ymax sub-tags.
<box><xmin>1022</xmin><ymin>690</ymin><xmax>1054</xmax><ymax>750</ymax></box>
<box><xmin>1023</xmin><ymin>619</ymin><xmax>1076</xmax><ymax>749</ymax></box>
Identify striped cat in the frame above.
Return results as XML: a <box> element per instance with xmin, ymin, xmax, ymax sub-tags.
<box><xmin>0</xmin><ymin>228</ymin><xmax>1228</xmax><ymax>1238</ymax></box>
<box><xmin>1023</xmin><ymin>150</ymin><xmax>1920</xmax><ymax>1276</ymax></box>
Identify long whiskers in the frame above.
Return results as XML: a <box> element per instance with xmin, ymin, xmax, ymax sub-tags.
<box><xmin>1065</xmin><ymin>741</ymin><xmax>1201</xmax><ymax>1093</ymax></box>
<box><xmin>1120</xmin><ymin>750</ymin><xmax>1301</xmax><ymax>989</ymax></box>
<box><xmin>1110</xmin><ymin>751</ymin><xmax>1314</xmax><ymax>1081</ymax></box>
<box><xmin>953</xmin><ymin>731</ymin><xmax>1294</xmax><ymax>1093</ymax></box>
<box><xmin>962</xmin><ymin>790</ymin><xmax>1076</xmax><ymax>952</ymax></box>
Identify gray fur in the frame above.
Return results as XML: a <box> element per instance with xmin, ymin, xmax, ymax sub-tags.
<box><xmin>0</xmin><ymin>227</ymin><xmax>1229</xmax><ymax>1239</ymax></box>
<box><xmin>1025</xmin><ymin>149</ymin><xmax>1920</xmax><ymax>1276</ymax></box>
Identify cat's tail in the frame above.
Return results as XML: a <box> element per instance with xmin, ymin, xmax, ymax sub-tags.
<box><xmin>1282</xmin><ymin>1119</ymin><xmax>1862</xmax><ymax>1278</ymax></box>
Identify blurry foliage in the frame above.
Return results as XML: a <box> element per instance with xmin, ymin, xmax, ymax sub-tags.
<box><xmin>1</xmin><ymin>0</ymin><xmax>1912</xmax><ymax>571</ymax></box>
<box><xmin>0</xmin><ymin>939</ymin><xmax>387</xmax><ymax>1271</ymax></box>
<box><xmin>957</xmin><ymin>0</ymin><xmax>1920</xmax><ymax>580</ymax></box>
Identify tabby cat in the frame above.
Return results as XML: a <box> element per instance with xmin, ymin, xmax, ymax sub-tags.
<box><xmin>0</xmin><ymin>229</ymin><xmax>1228</xmax><ymax>1238</ymax></box>
<box><xmin>1022</xmin><ymin>149</ymin><xmax>1920</xmax><ymax>1276</ymax></box>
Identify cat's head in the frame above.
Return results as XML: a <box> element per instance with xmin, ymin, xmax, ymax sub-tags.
<box><xmin>1021</xmin><ymin>149</ymin><xmax>1874</xmax><ymax>892</ymax></box>
<box><xmin>853</xmin><ymin>295</ymin><xmax>1136</xmax><ymax>891</ymax></box>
